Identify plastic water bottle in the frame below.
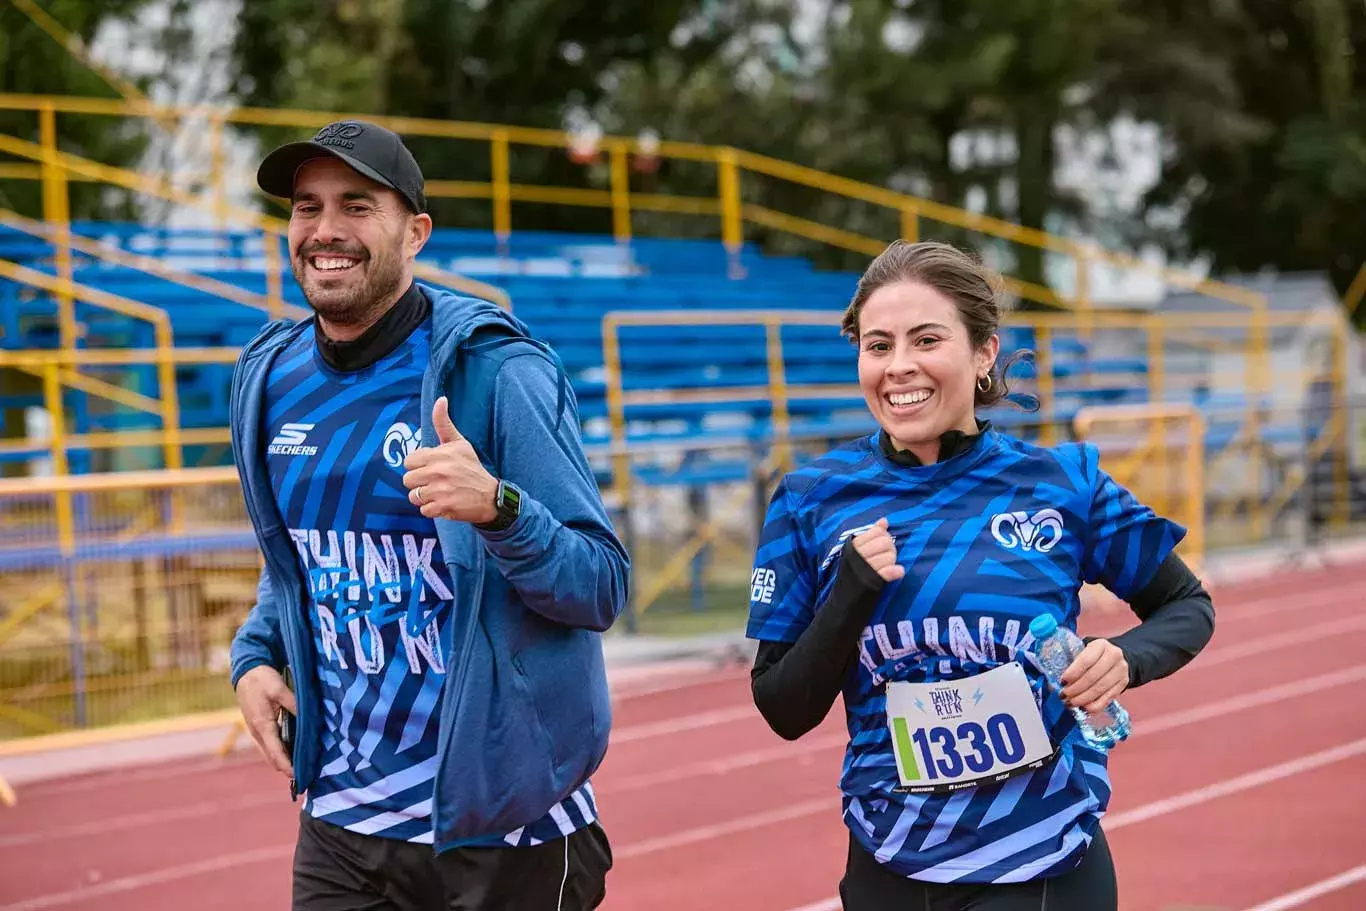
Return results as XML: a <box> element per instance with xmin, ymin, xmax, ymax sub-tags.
<box><xmin>1028</xmin><ymin>614</ymin><xmax>1131</xmax><ymax>750</ymax></box>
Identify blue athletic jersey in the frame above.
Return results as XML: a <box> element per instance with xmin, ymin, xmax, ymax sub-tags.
<box><xmin>746</xmin><ymin>428</ymin><xmax>1183</xmax><ymax>883</ymax></box>
<box><xmin>264</xmin><ymin>319</ymin><xmax>598</xmax><ymax>846</ymax></box>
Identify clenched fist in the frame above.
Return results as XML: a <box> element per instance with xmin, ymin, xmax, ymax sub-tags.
<box><xmin>852</xmin><ymin>517</ymin><xmax>904</xmax><ymax>582</ymax></box>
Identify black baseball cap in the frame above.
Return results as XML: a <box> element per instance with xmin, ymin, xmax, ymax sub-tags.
<box><xmin>256</xmin><ymin>120</ymin><xmax>427</xmax><ymax>214</ymax></box>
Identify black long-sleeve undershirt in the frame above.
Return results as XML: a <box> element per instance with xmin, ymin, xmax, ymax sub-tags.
<box><xmin>750</xmin><ymin>546</ymin><xmax>1215</xmax><ymax>741</ymax></box>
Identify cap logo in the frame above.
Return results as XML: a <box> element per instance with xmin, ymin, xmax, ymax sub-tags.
<box><xmin>313</xmin><ymin>121</ymin><xmax>365</xmax><ymax>150</ymax></box>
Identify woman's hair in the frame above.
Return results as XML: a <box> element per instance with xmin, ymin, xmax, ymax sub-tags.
<box><xmin>840</xmin><ymin>240</ymin><xmax>1031</xmax><ymax>409</ymax></box>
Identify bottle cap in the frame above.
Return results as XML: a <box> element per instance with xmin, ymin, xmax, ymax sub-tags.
<box><xmin>1029</xmin><ymin>614</ymin><xmax>1059</xmax><ymax>639</ymax></box>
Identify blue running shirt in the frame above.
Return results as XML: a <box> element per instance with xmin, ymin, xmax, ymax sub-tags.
<box><xmin>264</xmin><ymin>319</ymin><xmax>597</xmax><ymax>846</ymax></box>
<box><xmin>747</xmin><ymin>429</ymin><xmax>1184</xmax><ymax>883</ymax></box>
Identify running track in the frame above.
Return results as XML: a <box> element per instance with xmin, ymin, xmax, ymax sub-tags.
<box><xmin>2</xmin><ymin>560</ymin><xmax>1364</xmax><ymax>910</ymax></box>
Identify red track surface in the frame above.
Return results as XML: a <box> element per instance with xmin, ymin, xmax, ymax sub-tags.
<box><xmin>3</xmin><ymin>560</ymin><xmax>1365</xmax><ymax>910</ymax></box>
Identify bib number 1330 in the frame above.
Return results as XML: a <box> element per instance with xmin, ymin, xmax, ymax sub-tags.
<box><xmin>885</xmin><ymin>662</ymin><xmax>1057</xmax><ymax>794</ymax></box>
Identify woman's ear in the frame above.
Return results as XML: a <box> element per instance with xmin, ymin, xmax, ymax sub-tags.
<box><xmin>976</xmin><ymin>334</ymin><xmax>1001</xmax><ymax>380</ymax></box>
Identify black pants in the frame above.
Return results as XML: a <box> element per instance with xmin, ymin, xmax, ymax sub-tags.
<box><xmin>839</xmin><ymin>827</ymin><xmax>1117</xmax><ymax>911</ymax></box>
<box><xmin>292</xmin><ymin>812</ymin><xmax>613</xmax><ymax>911</ymax></box>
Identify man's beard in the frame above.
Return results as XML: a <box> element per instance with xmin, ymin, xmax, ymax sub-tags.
<box><xmin>293</xmin><ymin>238</ymin><xmax>406</xmax><ymax>329</ymax></box>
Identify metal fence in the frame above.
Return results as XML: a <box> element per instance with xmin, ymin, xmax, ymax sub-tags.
<box><xmin>1</xmin><ymin>400</ymin><xmax>1363</xmax><ymax>739</ymax></box>
<box><xmin>0</xmin><ymin>467</ymin><xmax>258</xmax><ymax>738</ymax></box>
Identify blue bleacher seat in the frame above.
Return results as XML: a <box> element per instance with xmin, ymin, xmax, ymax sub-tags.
<box><xmin>0</xmin><ymin>222</ymin><xmax>1302</xmax><ymax>488</ymax></box>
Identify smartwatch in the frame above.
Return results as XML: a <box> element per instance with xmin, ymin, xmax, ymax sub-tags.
<box><xmin>478</xmin><ymin>479</ymin><xmax>522</xmax><ymax>532</ymax></box>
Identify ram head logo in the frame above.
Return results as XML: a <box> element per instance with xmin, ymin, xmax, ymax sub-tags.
<box><xmin>991</xmin><ymin>509</ymin><xmax>1065</xmax><ymax>553</ymax></box>
<box><xmin>383</xmin><ymin>422</ymin><xmax>422</xmax><ymax>471</ymax></box>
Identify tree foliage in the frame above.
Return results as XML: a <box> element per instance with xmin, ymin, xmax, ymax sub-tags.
<box><xmin>0</xmin><ymin>0</ymin><xmax>157</xmax><ymax>220</ymax></box>
<box><xmin>228</xmin><ymin>0</ymin><xmax>710</xmax><ymax>232</ymax></box>
<box><xmin>220</xmin><ymin>0</ymin><xmax>1365</xmax><ymax>303</ymax></box>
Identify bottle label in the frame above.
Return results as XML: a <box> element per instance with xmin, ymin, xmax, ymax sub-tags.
<box><xmin>885</xmin><ymin>661</ymin><xmax>1058</xmax><ymax>794</ymax></box>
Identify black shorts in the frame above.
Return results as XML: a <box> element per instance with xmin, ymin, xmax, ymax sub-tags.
<box><xmin>292</xmin><ymin>811</ymin><xmax>613</xmax><ymax>911</ymax></box>
<box><xmin>839</xmin><ymin>826</ymin><xmax>1117</xmax><ymax>911</ymax></box>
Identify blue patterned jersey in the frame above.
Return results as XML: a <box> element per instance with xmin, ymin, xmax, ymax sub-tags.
<box><xmin>746</xmin><ymin>428</ymin><xmax>1183</xmax><ymax>883</ymax></box>
<box><xmin>264</xmin><ymin>319</ymin><xmax>597</xmax><ymax>846</ymax></box>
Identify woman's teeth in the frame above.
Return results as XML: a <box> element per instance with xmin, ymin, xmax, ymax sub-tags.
<box><xmin>888</xmin><ymin>390</ymin><xmax>931</xmax><ymax>406</ymax></box>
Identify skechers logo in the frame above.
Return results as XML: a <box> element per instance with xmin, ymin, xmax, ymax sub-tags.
<box><xmin>267</xmin><ymin>423</ymin><xmax>318</xmax><ymax>457</ymax></box>
<box><xmin>991</xmin><ymin>508</ymin><xmax>1064</xmax><ymax>553</ymax></box>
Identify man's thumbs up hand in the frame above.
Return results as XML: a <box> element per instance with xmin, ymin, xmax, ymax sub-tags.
<box><xmin>402</xmin><ymin>396</ymin><xmax>499</xmax><ymax>524</ymax></box>
<box><xmin>432</xmin><ymin>395</ymin><xmax>461</xmax><ymax>445</ymax></box>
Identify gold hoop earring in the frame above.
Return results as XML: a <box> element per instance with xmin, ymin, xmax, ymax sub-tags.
<box><xmin>977</xmin><ymin>374</ymin><xmax>993</xmax><ymax>393</ymax></box>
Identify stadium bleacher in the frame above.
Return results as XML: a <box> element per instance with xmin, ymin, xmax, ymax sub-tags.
<box><xmin>0</xmin><ymin>220</ymin><xmax>1173</xmax><ymax>480</ymax></box>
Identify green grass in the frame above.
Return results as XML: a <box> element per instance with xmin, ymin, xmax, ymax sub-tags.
<box><xmin>0</xmin><ymin>581</ymin><xmax>754</xmax><ymax>740</ymax></box>
<box><xmin>630</xmin><ymin>582</ymin><xmax>749</xmax><ymax>637</ymax></box>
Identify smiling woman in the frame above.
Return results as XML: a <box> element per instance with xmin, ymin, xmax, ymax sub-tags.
<box><xmin>839</xmin><ymin>240</ymin><xmax>1026</xmax><ymax>464</ymax></box>
<box><xmin>744</xmin><ymin>240</ymin><xmax>1217</xmax><ymax>911</ymax></box>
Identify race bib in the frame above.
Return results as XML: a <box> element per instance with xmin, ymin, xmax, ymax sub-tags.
<box><xmin>885</xmin><ymin>661</ymin><xmax>1058</xmax><ymax>794</ymax></box>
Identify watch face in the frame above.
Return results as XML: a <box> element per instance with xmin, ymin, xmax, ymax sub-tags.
<box><xmin>499</xmin><ymin>481</ymin><xmax>521</xmax><ymax>516</ymax></box>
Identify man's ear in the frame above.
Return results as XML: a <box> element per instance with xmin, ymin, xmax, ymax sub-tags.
<box><xmin>408</xmin><ymin>212</ymin><xmax>433</xmax><ymax>258</ymax></box>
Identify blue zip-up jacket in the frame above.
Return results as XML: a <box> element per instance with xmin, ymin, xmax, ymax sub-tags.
<box><xmin>227</xmin><ymin>284</ymin><xmax>630</xmax><ymax>852</ymax></box>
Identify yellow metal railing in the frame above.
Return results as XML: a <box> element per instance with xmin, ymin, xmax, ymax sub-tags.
<box><xmin>0</xmin><ymin>128</ymin><xmax>512</xmax><ymax>315</ymax></box>
<box><xmin>0</xmin><ymin>260</ymin><xmax>185</xmax><ymax>473</ymax></box>
<box><xmin>0</xmin><ymin>466</ymin><xmax>251</xmax><ymax>740</ymax></box>
<box><xmin>0</xmin><ymin>348</ymin><xmax>237</xmax><ymax>505</ymax></box>
<box><xmin>600</xmin><ymin>308</ymin><xmax>1351</xmax><ymax>541</ymax></box>
<box><xmin>0</xmin><ymin>208</ymin><xmax>310</xmax><ymax>321</ymax></box>
<box><xmin>601</xmin><ymin>309</ymin><xmax>852</xmax><ymax>507</ymax></box>
<box><xmin>0</xmin><ymin>93</ymin><xmax>1281</xmax><ymax>496</ymax></box>
<box><xmin>0</xmin><ymin>93</ymin><xmax>1266</xmax><ymax>311</ymax></box>
<box><xmin>1074</xmin><ymin>402</ymin><xmax>1207</xmax><ymax>570</ymax></box>
<box><xmin>1345</xmin><ymin>262</ymin><xmax>1366</xmax><ymax>319</ymax></box>
<box><xmin>0</xmin><ymin>93</ymin><xmax>1336</xmax><ymax>542</ymax></box>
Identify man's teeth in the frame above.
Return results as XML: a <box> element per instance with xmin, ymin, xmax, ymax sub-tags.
<box><xmin>313</xmin><ymin>257</ymin><xmax>358</xmax><ymax>271</ymax></box>
<box><xmin>888</xmin><ymin>390</ymin><xmax>931</xmax><ymax>406</ymax></box>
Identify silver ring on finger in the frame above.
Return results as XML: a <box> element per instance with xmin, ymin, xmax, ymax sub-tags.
<box><xmin>415</xmin><ymin>486</ymin><xmax>425</xmax><ymax>505</ymax></box>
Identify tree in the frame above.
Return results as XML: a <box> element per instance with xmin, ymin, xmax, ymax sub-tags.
<box><xmin>0</xmin><ymin>0</ymin><xmax>158</xmax><ymax>220</ymax></box>
<box><xmin>1130</xmin><ymin>0</ymin><xmax>1366</xmax><ymax>304</ymax></box>
<box><xmin>227</xmin><ymin>0</ymin><xmax>710</xmax><ymax>234</ymax></box>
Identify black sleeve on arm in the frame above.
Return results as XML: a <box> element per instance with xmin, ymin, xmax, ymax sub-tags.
<box><xmin>1104</xmin><ymin>552</ymin><xmax>1215</xmax><ymax>688</ymax></box>
<box><xmin>751</xmin><ymin>542</ymin><xmax>887</xmax><ymax>740</ymax></box>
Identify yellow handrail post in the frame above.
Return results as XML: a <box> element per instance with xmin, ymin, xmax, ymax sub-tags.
<box><xmin>1035</xmin><ymin>325</ymin><xmax>1056</xmax><ymax>445</ymax></box>
<box><xmin>41</xmin><ymin>360</ymin><xmax>69</xmax><ymax>477</ymax></box>
<box><xmin>1146</xmin><ymin>316</ymin><xmax>1168</xmax><ymax>513</ymax></box>
<box><xmin>1343</xmin><ymin>262</ymin><xmax>1366</xmax><ymax>319</ymax></box>
<box><xmin>39</xmin><ymin>103</ymin><xmax>76</xmax><ymax>350</ymax></box>
<box><xmin>601</xmin><ymin>315</ymin><xmax>629</xmax><ymax>508</ymax></box>
<box><xmin>716</xmin><ymin>148</ymin><xmax>742</xmax><ymax>272</ymax></box>
<box><xmin>1332</xmin><ymin>317</ymin><xmax>1350</xmax><ymax>528</ymax></box>
<box><xmin>491</xmin><ymin>130</ymin><xmax>512</xmax><ymax>245</ymax></box>
<box><xmin>264</xmin><ymin>232</ymin><xmax>285</xmax><ymax>320</ymax></box>
<box><xmin>1185</xmin><ymin>406</ymin><xmax>1206</xmax><ymax>569</ymax></box>
<box><xmin>1145</xmin><ymin>315</ymin><xmax>1165</xmax><ymax>406</ymax></box>
<box><xmin>900</xmin><ymin>204</ymin><xmax>919</xmax><ymax>243</ymax></box>
<box><xmin>153</xmin><ymin>321</ymin><xmax>184</xmax><ymax>472</ymax></box>
<box><xmin>1247</xmin><ymin>300</ymin><xmax>1270</xmax><ymax>539</ymax></box>
<box><xmin>764</xmin><ymin>319</ymin><xmax>793</xmax><ymax>474</ymax></box>
<box><xmin>209</xmin><ymin>114</ymin><xmax>228</xmax><ymax>233</ymax></box>
<box><xmin>1074</xmin><ymin>247</ymin><xmax>1094</xmax><ymax>343</ymax></box>
<box><xmin>609</xmin><ymin>140</ymin><xmax>631</xmax><ymax>244</ymax></box>
<box><xmin>41</xmin><ymin>361</ymin><xmax>76</xmax><ymax>563</ymax></box>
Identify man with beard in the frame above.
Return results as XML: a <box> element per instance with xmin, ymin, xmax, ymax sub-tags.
<box><xmin>228</xmin><ymin>120</ymin><xmax>625</xmax><ymax>910</ymax></box>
